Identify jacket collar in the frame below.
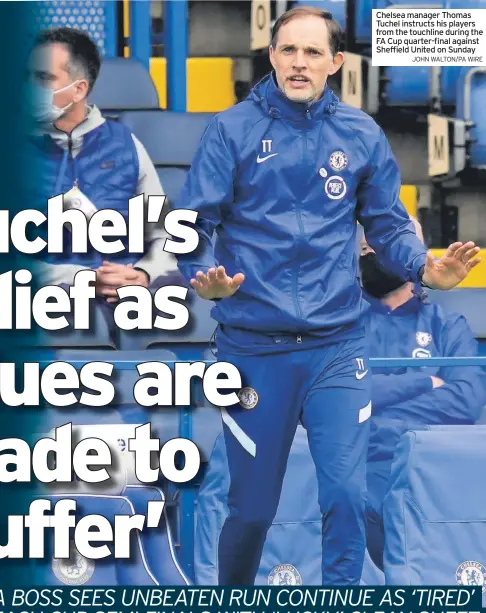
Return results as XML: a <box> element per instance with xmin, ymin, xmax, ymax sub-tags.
<box><xmin>365</xmin><ymin>285</ymin><xmax>429</xmax><ymax>315</ymax></box>
<box><xmin>248</xmin><ymin>72</ymin><xmax>339</xmax><ymax>123</ymax></box>
<box><xmin>31</xmin><ymin>105</ymin><xmax>106</xmax><ymax>155</ymax></box>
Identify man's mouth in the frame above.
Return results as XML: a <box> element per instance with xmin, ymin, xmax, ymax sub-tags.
<box><xmin>287</xmin><ymin>75</ymin><xmax>311</xmax><ymax>88</ymax></box>
<box><xmin>288</xmin><ymin>75</ymin><xmax>310</xmax><ymax>83</ymax></box>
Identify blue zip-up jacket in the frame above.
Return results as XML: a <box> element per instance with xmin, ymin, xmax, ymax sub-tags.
<box><xmin>366</xmin><ymin>290</ymin><xmax>486</xmax><ymax>465</ymax></box>
<box><xmin>29</xmin><ymin>119</ymin><xmax>140</xmax><ymax>269</ymax></box>
<box><xmin>176</xmin><ymin>73</ymin><xmax>427</xmax><ymax>334</ymax></box>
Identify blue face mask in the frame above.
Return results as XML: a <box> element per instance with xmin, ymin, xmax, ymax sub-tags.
<box><xmin>30</xmin><ymin>80</ymin><xmax>79</xmax><ymax>123</ymax></box>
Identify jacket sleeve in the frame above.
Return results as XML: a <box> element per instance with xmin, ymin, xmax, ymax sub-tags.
<box><xmin>371</xmin><ymin>372</ymin><xmax>433</xmax><ymax>414</ymax></box>
<box><xmin>356</xmin><ymin>126</ymin><xmax>427</xmax><ymax>283</ymax></box>
<box><xmin>393</xmin><ymin>314</ymin><xmax>486</xmax><ymax>424</ymax></box>
<box><xmin>174</xmin><ymin>117</ymin><xmax>236</xmax><ymax>283</ymax></box>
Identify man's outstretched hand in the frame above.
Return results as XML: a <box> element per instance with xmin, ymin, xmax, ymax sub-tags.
<box><xmin>190</xmin><ymin>266</ymin><xmax>245</xmax><ymax>300</ymax></box>
<box><xmin>422</xmin><ymin>241</ymin><xmax>481</xmax><ymax>290</ymax></box>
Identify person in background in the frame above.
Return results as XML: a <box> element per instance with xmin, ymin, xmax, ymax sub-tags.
<box><xmin>361</xmin><ymin>217</ymin><xmax>486</xmax><ymax>570</ymax></box>
<box><xmin>27</xmin><ymin>27</ymin><xmax>177</xmax><ymax>304</ymax></box>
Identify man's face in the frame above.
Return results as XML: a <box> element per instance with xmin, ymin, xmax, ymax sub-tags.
<box><xmin>269</xmin><ymin>15</ymin><xmax>343</xmax><ymax>104</ymax></box>
<box><xmin>29</xmin><ymin>43</ymin><xmax>87</xmax><ymax>109</ymax></box>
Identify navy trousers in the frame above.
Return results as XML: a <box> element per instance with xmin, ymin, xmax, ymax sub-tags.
<box><xmin>217</xmin><ymin>333</ymin><xmax>372</xmax><ymax>585</ymax></box>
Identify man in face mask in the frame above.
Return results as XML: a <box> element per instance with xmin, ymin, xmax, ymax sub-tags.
<box><xmin>360</xmin><ymin>218</ymin><xmax>486</xmax><ymax>572</ymax></box>
<box><xmin>27</xmin><ymin>27</ymin><xmax>177</xmax><ymax>320</ymax></box>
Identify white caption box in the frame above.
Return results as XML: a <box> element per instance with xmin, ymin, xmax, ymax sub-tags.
<box><xmin>372</xmin><ymin>8</ymin><xmax>486</xmax><ymax>66</ymax></box>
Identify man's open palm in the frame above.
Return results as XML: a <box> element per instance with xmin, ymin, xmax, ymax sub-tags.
<box><xmin>191</xmin><ymin>266</ymin><xmax>245</xmax><ymax>299</ymax></box>
<box><xmin>422</xmin><ymin>241</ymin><xmax>481</xmax><ymax>290</ymax></box>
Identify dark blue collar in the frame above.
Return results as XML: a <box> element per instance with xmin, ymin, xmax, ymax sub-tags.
<box><xmin>248</xmin><ymin>72</ymin><xmax>339</xmax><ymax>123</ymax></box>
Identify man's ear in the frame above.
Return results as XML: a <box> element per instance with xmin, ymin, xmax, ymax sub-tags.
<box><xmin>73</xmin><ymin>79</ymin><xmax>89</xmax><ymax>103</ymax></box>
<box><xmin>269</xmin><ymin>44</ymin><xmax>277</xmax><ymax>71</ymax></box>
<box><xmin>328</xmin><ymin>51</ymin><xmax>345</xmax><ymax>76</ymax></box>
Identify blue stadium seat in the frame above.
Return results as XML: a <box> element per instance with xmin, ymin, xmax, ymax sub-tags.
<box><xmin>157</xmin><ymin>167</ymin><xmax>188</xmax><ymax>206</ymax></box>
<box><xmin>125</xmin><ymin>485</ymin><xmax>190</xmax><ymax>585</ymax></box>
<box><xmin>427</xmin><ymin>289</ymin><xmax>486</xmax><ymax>339</ymax></box>
<box><xmin>35</xmin><ymin>494</ymin><xmax>158</xmax><ymax>586</ymax></box>
<box><xmin>195</xmin><ymin>427</ymin><xmax>323</xmax><ymax>585</ymax></box>
<box><xmin>118</xmin><ymin>111</ymin><xmax>213</xmax><ymax>166</ymax></box>
<box><xmin>383</xmin><ymin>426</ymin><xmax>486</xmax><ymax>594</ymax></box>
<box><xmin>89</xmin><ymin>58</ymin><xmax>159</xmax><ymax>111</ymax></box>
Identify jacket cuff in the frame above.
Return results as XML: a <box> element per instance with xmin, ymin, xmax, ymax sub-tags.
<box><xmin>411</xmin><ymin>254</ymin><xmax>428</xmax><ymax>283</ymax></box>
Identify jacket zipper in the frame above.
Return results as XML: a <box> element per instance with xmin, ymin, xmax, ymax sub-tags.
<box><xmin>292</xmin><ymin>167</ymin><xmax>304</xmax><ymax>321</ymax></box>
<box><xmin>67</xmin><ymin>135</ymin><xmax>78</xmax><ymax>187</ymax></box>
<box><xmin>292</xmin><ymin>110</ymin><xmax>312</xmax><ymax>322</ymax></box>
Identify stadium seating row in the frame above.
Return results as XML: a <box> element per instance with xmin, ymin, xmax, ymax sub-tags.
<box><xmin>37</xmin><ymin>422</ymin><xmax>486</xmax><ymax>596</ymax></box>
<box><xmin>38</xmin><ymin>288</ymin><xmax>486</xmax><ymax>351</ymax></box>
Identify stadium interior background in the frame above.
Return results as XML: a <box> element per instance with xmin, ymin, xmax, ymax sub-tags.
<box><xmin>27</xmin><ymin>0</ymin><xmax>486</xmax><ymax>590</ymax></box>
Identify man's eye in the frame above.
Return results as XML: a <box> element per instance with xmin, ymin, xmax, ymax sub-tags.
<box><xmin>282</xmin><ymin>47</ymin><xmax>293</xmax><ymax>53</ymax></box>
<box><xmin>308</xmin><ymin>49</ymin><xmax>321</xmax><ymax>56</ymax></box>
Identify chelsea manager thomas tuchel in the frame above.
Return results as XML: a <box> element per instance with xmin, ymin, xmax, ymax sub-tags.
<box><xmin>175</xmin><ymin>6</ymin><xmax>481</xmax><ymax>586</ymax></box>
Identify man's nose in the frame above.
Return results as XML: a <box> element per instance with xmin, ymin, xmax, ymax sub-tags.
<box><xmin>293</xmin><ymin>49</ymin><xmax>307</xmax><ymax>69</ymax></box>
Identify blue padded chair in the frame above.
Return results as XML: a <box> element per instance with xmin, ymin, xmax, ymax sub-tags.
<box><xmin>156</xmin><ymin>167</ymin><xmax>189</xmax><ymax>207</ymax></box>
<box><xmin>35</xmin><ymin>494</ymin><xmax>158</xmax><ymax>586</ymax></box>
<box><xmin>383</xmin><ymin>426</ymin><xmax>486</xmax><ymax>594</ymax></box>
<box><xmin>118</xmin><ymin>111</ymin><xmax>213</xmax><ymax>166</ymax></box>
<box><xmin>89</xmin><ymin>58</ymin><xmax>159</xmax><ymax>111</ymax></box>
<box><xmin>124</xmin><ymin>485</ymin><xmax>190</xmax><ymax>585</ymax></box>
<box><xmin>118</xmin><ymin>111</ymin><xmax>213</xmax><ymax>206</ymax></box>
<box><xmin>427</xmin><ymin>288</ymin><xmax>486</xmax><ymax>340</ymax></box>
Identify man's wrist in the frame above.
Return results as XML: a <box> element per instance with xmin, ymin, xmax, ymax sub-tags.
<box><xmin>418</xmin><ymin>264</ymin><xmax>431</xmax><ymax>288</ymax></box>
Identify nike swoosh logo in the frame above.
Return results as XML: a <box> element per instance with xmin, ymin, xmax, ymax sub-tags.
<box><xmin>257</xmin><ymin>153</ymin><xmax>279</xmax><ymax>163</ymax></box>
<box><xmin>356</xmin><ymin>370</ymin><xmax>369</xmax><ymax>380</ymax></box>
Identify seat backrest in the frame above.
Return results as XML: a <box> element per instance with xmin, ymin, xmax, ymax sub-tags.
<box><xmin>427</xmin><ymin>288</ymin><xmax>486</xmax><ymax>339</ymax></box>
<box><xmin>89</xmin><ymin>58</ymin><xmax>159</xmax><ymax>110</ymax></box>
<box><xmin>157</xmin><ymin>167</ymin><xmax>188</xmax><ymax>207</ymax></box>
<box><xmin>124</xmin><ymin>485</ymin><xmax>190</xmax><ymax>585</ymax></box>
<box><xmin>36</xmin><ymin>494</ymin><xmax>158</xmax><ymax>586</ymax></box>
<box><xmin>118</xmin><ymin>111</ymin><xmax>213</xmax><ymax>166</ymax></box>
<box><xmin>383</xmin><ymin>426</ymin><xmax>486</xmax><ymax>588</ymax></box>
<box><xmin>194</xmin><ymin>426</ymin><xmax>323</xmax><ymax>585</ymax></box>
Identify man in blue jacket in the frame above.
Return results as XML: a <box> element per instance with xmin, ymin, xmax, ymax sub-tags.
<box><xmin>28</xmin><ymin>28</ymin><xmax>177</xmax><ymax>298</ymax></box>
<box><xmin>176</xmin><ymin>6</ymin><xmax>481</xmax><ymax>585</ymax></box>
<box><xmin>361</xmin><ymin>219</ymin><xmax>486</xmax><ymax>570</ymax></box>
